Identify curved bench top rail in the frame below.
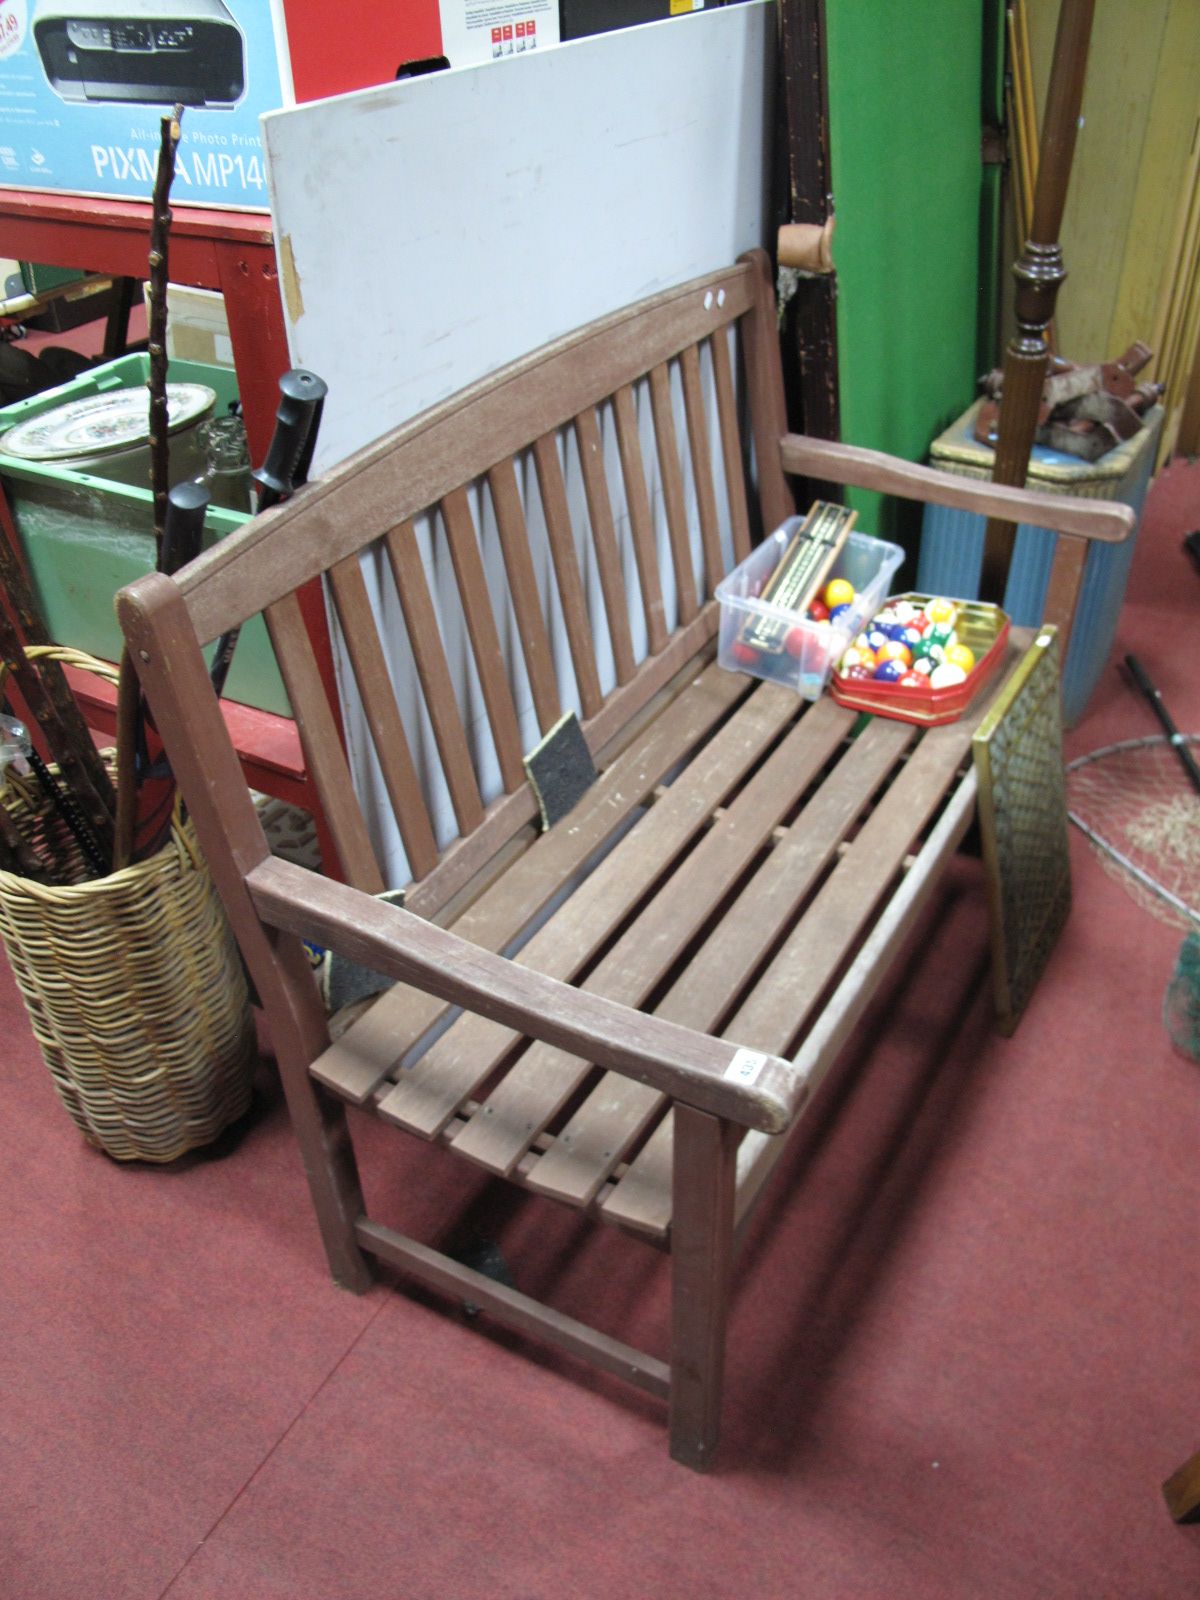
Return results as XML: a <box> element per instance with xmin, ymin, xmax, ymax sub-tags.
<box><xmin>177</xmin><ymin>259</ymin><xmax>758</xmax><ymax>645</ymax></box>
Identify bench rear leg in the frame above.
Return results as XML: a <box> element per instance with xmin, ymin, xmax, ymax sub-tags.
<box><xmin>669</xmin><ymin>1105</ymin><xmax>739</xmax><ymax>1470</ymax></box>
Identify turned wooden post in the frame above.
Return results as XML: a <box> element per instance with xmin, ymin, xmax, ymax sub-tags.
<box><xmin>979</xmin><ymin>0</ymin><xmax>1094</xmax><ymax>605</ymax></box>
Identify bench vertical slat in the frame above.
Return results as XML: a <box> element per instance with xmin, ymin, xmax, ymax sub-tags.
<box><xmin>324</xmin><ymin>557</ymin><xmax>443</xmax><ymax>874</ymax></box>
<box><xmin>573</xmin><ymin>406</ymin><xmax>637</xmax><ymax>685</ymax></box>
<box><xmin>648</xmin><ymin>362</ymin><xmax>699</xmax><ymax>624</ymax></box>
<box><xmin>264</xmin><ymin>588</ymin><xmax>389</xmax><ymax>891</ymax></box>
<box><xmin>613</xmin><ymin>382</ymin><xmax>670</xmax><ymax>654</ymax></box>
<box><xmin>381</xmin><ymin>523</ymin><xmax>486</xmax><ymax>836</ymax></box>
<box><xmin>532</xmin><ymin>432</ymin><xmax>605</xmax><ymax>718</ymax></box>
<box><xmin>679</xmin><ymin>342</ymin><xmax>726</xmax><ymax>595</ymax></box>
<box><xmin>440</xmin><ymin>486</ymin><xmax>527</xmax><ymax>793</ymax></box>
<box><xmin>709</xmin><ymin>326</ymin><xmax>753</xmax><ymax>564</ymax></box>
<box><xmin>738</xmin><ymin>250</ymin><xmax>795</xmax><ymax>535</ymax></box>
<box><xmin>486</xmin><ymin>457</ymin><xmax>562</xmax><ymax>736</ymax></box>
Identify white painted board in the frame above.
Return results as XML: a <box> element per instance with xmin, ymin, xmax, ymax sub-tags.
<box><xmin>261</xmin><ymin>5</ymin><xmax>775</xmax><ymax>887</ymax></box>
<box><xmin>263</xmin><ymin>1</ymin><xmax>774</xmax><ymax>470</ymax></box>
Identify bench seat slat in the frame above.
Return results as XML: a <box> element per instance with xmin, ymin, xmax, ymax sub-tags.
<box><xmin>600</xmin><ymin>665</ymin><xmax>1019</xmax><ymax>1242</ymax></box>
<box><xmin>529</xmin><ymin>716</ymin><xmax>918</xmax><ymax>1209</ymax></box>
<box><xmin>724</xmin><ymin>636</ymin><xmax>1024</xmax><ymax>1053</ymax></box>
<box><xmin>311</xmin><ymin>659</ymin><xmax>747</xmax><ymax>1104</ymax></box>
<box><xmin>452</xmin><ymin>695</ymin><xmax>855</xmax><ymax>1177</ymax></box>
<box><xmin>374</xmin><ymin>680</ymin><xmax>801</xmax><ymax>1139</ymax></box>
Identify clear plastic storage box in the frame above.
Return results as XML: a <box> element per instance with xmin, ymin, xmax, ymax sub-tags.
<box><xmin>716</xmin><ymin>522</ymin><xmax>904</xmax><ymax>699</ymax></box>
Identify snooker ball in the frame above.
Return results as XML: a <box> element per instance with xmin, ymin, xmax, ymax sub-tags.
<box><xmin>807</xmin><ymin>598</ymin><xmax>830</xmax><ymax>622</ymax></box>
<box><xmin>930</xmin><ymin>662</ymin><xmax>968</xmax><ymax>689</ymax></box>
<box><xmin>929</xmin><ymin>624</ymin><xmax>957</xmax><ymax>652</ymax></box>
<box><xmin>898</xmin><ymin>671</ymin><xmax>926</xmax><ymax>689</ymax></box>
<box><xmin>784</xmin><ymin>626</ymin><xmax>810</xmax><ymax>658</ymax></box>
<box><xmin>829</xmin><ymin>602</ymin><xmax>855</xmax><ymax>625</ymax></box>
<box><xmin>877</xmin><ymin>639</ymin><xmax>913</xmax><ymax>668</ymax></box>
<box><xmin>925</xmin><ymin>597</ymin><xmax>958</xmax><ymax>626</ymax></box>
<box><xmin>824</xmin><ymin>577</ymin><xmax>856</xmax><ymax>610</ymax></box>
<box><xmin>839</xmin><ymin>645</ymin><xmax>875</xmax><ymax>673</ymax></box>
<box><xmin>730</xmin><ymin>640</ymin><xmax>759</xmax><ymax>667</ymax></box>
<box><xmin>944</xmin><ymin>642</ymin><xmax>976</xmax><ymax>674</ymax></box>
<box><xmin>873</xmin><ymin>658</ymin><xmax>907</xmax><ymax>683</ymax></box>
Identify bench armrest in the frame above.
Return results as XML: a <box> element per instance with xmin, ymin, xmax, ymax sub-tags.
<box><xmin>247</xmin><ymin>856</ymin><xmax>807</xmax><ymax>1135</ymax></box>
<box><xmin>779</xmin><ymin>433</ymin><xmax>1136</xmax><ymax>544</ymax></box>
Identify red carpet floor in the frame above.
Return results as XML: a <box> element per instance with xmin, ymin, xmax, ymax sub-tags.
<box><xmin>2</xmin><ymin>463</ymin><xmax>1198</xmax><ymax>1599</ymax></box>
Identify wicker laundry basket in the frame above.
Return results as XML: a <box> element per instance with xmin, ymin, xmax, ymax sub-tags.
<box><xmin>0</xmin><ymin>648</ymin><xmax>257</xmax><ymax>1162</ymax></box>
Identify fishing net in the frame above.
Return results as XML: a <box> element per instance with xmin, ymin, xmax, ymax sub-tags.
<box><xmin>1066</xmin><ymin>733</ymin><xmax>1200</xmax><ymax>1062</ymax></box>
<box><xmin>1066</xmin><ymin>734</ymin><xmax>1200</xmax><ymax>931</ymax></box>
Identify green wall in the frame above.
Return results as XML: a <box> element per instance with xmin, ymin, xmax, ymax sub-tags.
<box><xmin>825</xmin><ymin>1</ymin><xmax>985</xmax><ymax>554</ymax></box>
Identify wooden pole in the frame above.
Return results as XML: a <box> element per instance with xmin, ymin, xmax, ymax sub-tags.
<box><xmin>979</xmin><ymin>0</ymin><xmax>1094</xmax><ymax>605</ymax></box>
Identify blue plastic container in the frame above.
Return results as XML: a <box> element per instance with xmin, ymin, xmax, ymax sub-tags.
<box><xmin>916</xmin><ymin>399</ymin><xmax>1161</xmax><ymax>724</ymax></box>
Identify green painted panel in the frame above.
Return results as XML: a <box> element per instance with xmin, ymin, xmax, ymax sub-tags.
<box><xmin>0</xmin><ymin>355</ymin><xmax>289</xmax><ymax>716</ymax></box>
<box><xmin>826</xmin><ymin>1</ymin><xmax>984</xmax><ymax>557</ymax></box>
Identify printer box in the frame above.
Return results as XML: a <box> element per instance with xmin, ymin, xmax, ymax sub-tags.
<box><xmin>0</xmin><ymin>1</ymin><xmax>562</xmax><ymax>209</ymax></box>
<box><xmin>0</xmin><ymin>0</ymin><xmax>290</xmax><ymax>209</ymax></box>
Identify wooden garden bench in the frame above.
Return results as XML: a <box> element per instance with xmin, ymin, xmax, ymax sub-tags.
<box><xmin>117</xmin><ymin>250</ymin><xmax>1133</xmax><ymax>1469</ymax></box>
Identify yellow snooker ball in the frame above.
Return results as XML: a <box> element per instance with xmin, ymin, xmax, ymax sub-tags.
<box><xmin>944</xmin><ymin>642</ymin><xmax>976</xmax><ymax>673</ymax></box>
<box><xmin>823</xmin><ymin>577</ymin><xmax>856</xmax><ymax>610</ymax></box>
<box><xmin>924</xmin><ymin>596</ymin><xmax>958</xmax><ymax>626</ymax></box>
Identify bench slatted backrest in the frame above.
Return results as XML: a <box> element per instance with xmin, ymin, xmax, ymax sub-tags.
<box><xmin>171</xmin><ymin>252</ymin><xmax>792</xmax><ymax>910</ymax></box>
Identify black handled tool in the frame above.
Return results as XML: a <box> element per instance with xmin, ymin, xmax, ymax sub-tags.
<box><xmin>209</xmin><ymin>369</ymin><xmax>327</xmax><ymax>700</ymax></box>
<box><xmin>159</xmin><ymin>479</ymin><xmax>210</xmax><ymax>577</ymax></box>
<box><xmin>1125</xmin><ymin>653</ymin><xmax>1200</xmax><ymax>797</ymax></box>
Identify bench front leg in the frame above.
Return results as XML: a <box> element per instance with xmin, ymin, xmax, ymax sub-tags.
<box><xmin>669</xmin><ymin>1104</ymin><xmax>740</xmax><ymax>1470</ymax></box>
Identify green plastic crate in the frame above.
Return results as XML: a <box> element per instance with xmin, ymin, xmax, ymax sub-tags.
<box><xmin>0</xmin><ymin>354</ymin><xmax>289</xmax><ymax>717</ymax></box>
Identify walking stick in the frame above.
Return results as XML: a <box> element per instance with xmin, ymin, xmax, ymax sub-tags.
<box><xmin>113</xmin><ymin>481</ymin><xmax>210</xmax><ymax>868</ymax></box>
<box><xmin>979</xmin><ymin>0</ymin><xmax>1095</xmax><ymax>606</ymax></box>
<box><xmin>0</xmin><ymin>514</ymin><xmax>116</xmax><ymax>852</ymax></box>
<box><xmin>113</xmin><ymin>104</ymin><xmax>183</xmax><ymax>870</ymax></box>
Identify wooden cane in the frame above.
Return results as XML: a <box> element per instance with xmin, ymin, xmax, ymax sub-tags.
<box><xmin>113</xmin><ymin>105</ymin><xmax>183</xmax><ymax>871</ymax></box>
<box><xmin>979</xmin><ymin>0</ymin><xmax>1094</xmax><ymax>605</ymax></box>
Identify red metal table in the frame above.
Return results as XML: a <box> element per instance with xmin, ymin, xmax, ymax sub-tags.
<box><xmin>0</xmin><ymin>187</ymin><xmax>338</xmax><ymax>864</ymax></box>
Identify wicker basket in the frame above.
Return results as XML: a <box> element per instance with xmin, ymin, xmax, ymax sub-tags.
<box><xmin>0</xmin><ymin>648</ymin><xmax>257</xmax><ymax>1162</ymax></box>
